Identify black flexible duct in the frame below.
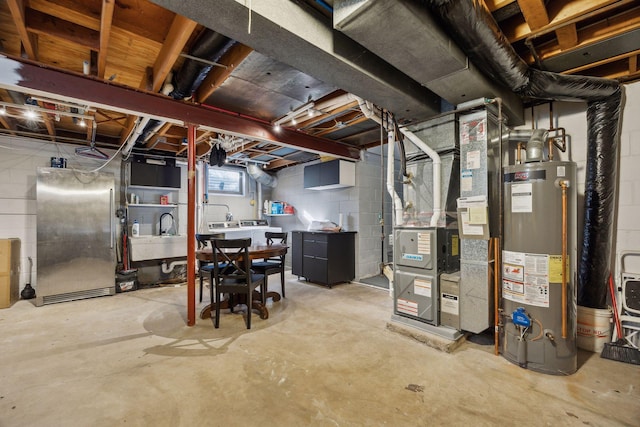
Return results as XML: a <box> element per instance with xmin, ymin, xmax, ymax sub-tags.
<box><xmin>170</xmin><ymin>29</ymin><xmax>236</xmax><ymax>100</ymax></box>
<box><xmin>422</xmin><ymin>0</ymin><xmax>624</xmax><ymax>308</ymax></box>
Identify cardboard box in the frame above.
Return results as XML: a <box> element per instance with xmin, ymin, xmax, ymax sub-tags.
<box><xmin>0</xmin><ymin>239</ymin><xmax>21</xmax><ymax>308</ymax></box>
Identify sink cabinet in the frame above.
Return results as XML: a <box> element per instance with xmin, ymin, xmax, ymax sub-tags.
<box><xmin>292</xmin><ymin>231</ymin><xmax>356</xmax><ymax>287</ymax></box>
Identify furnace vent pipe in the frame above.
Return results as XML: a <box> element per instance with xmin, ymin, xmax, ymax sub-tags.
<box><xmin>356</xmin><ymin>96</ymin><xmax>404</xmax><ymax>226</ymax></box>
<box><xmin>399</xmin><ymin>128</ymin><xmax>442</xmax><ymax>227</ymax></box>
<box><xmin>425</xmin><ymin>0</ymin><xmax>623</xmax><ymax>308</ymax></box>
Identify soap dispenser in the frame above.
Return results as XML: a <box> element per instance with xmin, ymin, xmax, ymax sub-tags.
<box><xmin>132</xmin><ymin>220</ymin><xmax>140</xmax><ymax>237</ymax></box>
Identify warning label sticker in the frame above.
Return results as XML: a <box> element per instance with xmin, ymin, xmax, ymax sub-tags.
<box><xmin>417</xmin><ymin>232</ymin><xmax>431</xmax><ymax>255</ymax></box>
<box><xmin>414</xmin><ymin>278</ymin><xmax>432</xmax><ymax>297</ymax></box>
<box><xmin>397</xmin><ymin>298</ymin><xmax>418</xmax><ymax>316</ymax></box>
<box><xmin>502</xmin><ymin>250</ymin><xmax>550</xmax><ymax>307</ymax></box>
<box><xmin>441</xmin><ymin>293</ymin><xmax>459</xmax><ymax>315</ymax></box>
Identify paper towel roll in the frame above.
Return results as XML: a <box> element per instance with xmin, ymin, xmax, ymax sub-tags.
<box><xmin>338</xmin><ymin>213</ymin><xmax>343</xmax><ymax>228</ymax></box>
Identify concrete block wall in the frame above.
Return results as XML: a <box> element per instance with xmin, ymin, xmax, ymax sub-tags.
<box><xmin>616</xmin><ymin>81</ymin><xmax>640</xmax><ymax>273</ymax></box>
<box><xmin>0</xmin><ymin>136</ymin><xmax>120</xmax><ymax>293</ymax></box>
<box><xmin>271</xmin><ymin>153</ymin><xmax>385</xmax><ymax>280</ymax></box>
<box><xmin>357</xmin><ymin>152</ymin><xmax>386</xmax><ymax>279</ymax></box>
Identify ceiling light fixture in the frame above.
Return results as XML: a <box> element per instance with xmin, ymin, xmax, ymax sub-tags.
<box><xmin>24</xmin><ymin>110</ymin><xmax>37</xmax><ymax>119</ymax></box>
<box><xmin>272</xmin><ymin>101</ymin><xmax>315</xmax><ymax>127</ymax></box>
<box><xmin>0</xmin><ymin>101</ymin><xmax>94</xmax><ymax>123</ymax></box>
<box><xmin>79</xmin><ymin>118</ymin><xmax>86</xmax><ymax>127</ymax></box>
<box><xmin>0</xmin><ymin>107</ymin><xmax>6</xmax><ymax>115</ymax></box>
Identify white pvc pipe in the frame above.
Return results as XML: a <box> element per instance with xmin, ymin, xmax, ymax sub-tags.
<box><xmin>162</xmin><ymin>259</ymin><xmax>188</xmax><ymax>274</ymax></box>
<box><xmin>122</xmin><ymin>116</ymin><xmax>151</xmax><ymax>157</ymax></box>
<box><xmin>387</xmin><ymin>129</ymin><xmax>404</xmax><ymax>226</ymax></box>
<box><xmin>355</xmin><ymin>96</ymin><xmax>404</xmax><ymax>227</ymax></box>
<box><xmin>399</xmin><ymin>128</ymin><xmax>442</xmax><ymax>227</ymax></box>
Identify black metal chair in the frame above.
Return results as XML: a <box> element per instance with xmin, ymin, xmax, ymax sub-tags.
<box><xmin>196</xmin><ymin>233</ymin><xmax>225</xmax><ymax>302</ymax></box>
<box><xmin>211</xmin><ymin>238</ymin><xmax>265</xmax><ymax>329</ymax></box>
<box><xmin>251</xmin><ymin>232</ymin><xmax>287</xmax><ymax>301</ymax></box>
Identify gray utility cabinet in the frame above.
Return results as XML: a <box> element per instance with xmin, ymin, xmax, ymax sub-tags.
<box><xmin>292</xmin><ymin>231</ymin><xmax>356</xmax><ymax>287</ymax></box>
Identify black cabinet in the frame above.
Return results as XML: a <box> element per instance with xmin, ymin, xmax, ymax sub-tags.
<box><xmin>130</xmin><ymin>161</ymin><xmax>181</xmax><ymax>189</ymax></box>
<box><xmin>292</xmin><ymin>231</ymin><xmax>356</xmax><ymax>287</ymax></box>
<box><xmin>303</xmin><ymin>160</ymin><xmax>355</xmax><ymax>190</ymax></box>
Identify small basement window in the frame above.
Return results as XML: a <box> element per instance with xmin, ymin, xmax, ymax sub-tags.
<box><xmin>207</xmin><ymin>166</ymin><xmax>245</xmax><ymax>196</ymax></box>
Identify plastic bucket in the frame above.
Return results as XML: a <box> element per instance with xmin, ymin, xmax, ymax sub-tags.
<box><xmin>577</xmin><ymin>305</ymin><xmax>612</xmax><ymax>353</ymax></box>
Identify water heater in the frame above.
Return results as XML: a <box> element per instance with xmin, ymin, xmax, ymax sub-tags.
<box><xmin>501</xmin><ymin>161</ymin><xmax>577</xmax><ymax>375</ymax></box>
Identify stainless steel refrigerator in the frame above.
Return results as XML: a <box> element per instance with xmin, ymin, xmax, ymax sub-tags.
<box><xmin>36</xmin><ymin>167</ymin><xmax>115</xmax><ymax>306</ymax></box>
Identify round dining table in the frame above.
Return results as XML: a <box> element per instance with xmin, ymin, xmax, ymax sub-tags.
<box><xmin>196</xmin><ymin>243</ymin><xmax>289</xmax><ymax>320</ymax></box>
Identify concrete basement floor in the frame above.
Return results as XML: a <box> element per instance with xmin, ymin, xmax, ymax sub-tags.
<box><xmin>0</xmin><ymin>272</ymin><xmax>638</xmax><ymax>426</ymax></box>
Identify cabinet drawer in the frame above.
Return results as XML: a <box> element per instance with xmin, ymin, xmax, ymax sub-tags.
<box><xmin>303</xmin><ymin>257</ymin><xmax>328</xmax><ymax>283</ymax></box>
<box><xmin>305</xmin><ymin>233</ymin><xmax>328</xmax><ymax>242</ymax></box>
<box><xmin>303</xmin><ymin>240</ymin><xmax>328</xmax><ymax>257</ymax></box>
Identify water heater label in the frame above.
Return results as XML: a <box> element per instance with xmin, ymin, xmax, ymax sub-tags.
<box><xmin>511</xmin><ymin>183</ymin><xmax>533</xmax><ymax>213</ymax></box>
<box><xmin>502</xmin><ymin>250</ymin><xmax>550</xmax><ymax>307</ymax></box>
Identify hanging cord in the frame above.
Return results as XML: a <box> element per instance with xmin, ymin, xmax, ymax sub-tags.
<box><xmin>247</xmin><ymin>0</ymin><xmax>252</xmax><ymax>34</ymax></box>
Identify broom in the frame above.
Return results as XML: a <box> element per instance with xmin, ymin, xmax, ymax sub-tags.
<box><xmin>600</xmin><ymin>275</ymin><xmax>640</xmax><ymax>365</ymax></box>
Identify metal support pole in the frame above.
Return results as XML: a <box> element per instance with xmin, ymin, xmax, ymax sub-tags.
<box><xmin>187</xmin><ymin>123</ymin><xmax>197</xmax><ymax>326</ymax></box>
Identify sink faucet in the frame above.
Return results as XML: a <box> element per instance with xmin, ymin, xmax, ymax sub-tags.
<box><xmin>160</xmin><ymin>212</ymin><xmax>174</xmax><ymax>236</ymax></box>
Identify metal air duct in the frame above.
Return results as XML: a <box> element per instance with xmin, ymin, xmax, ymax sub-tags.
<box><xmin>333</xmin><ymin>0</ymin><xmax>524</xmax><ymax>124</ymax></box>
<box><xmin>247</xmin><ymin>163</ymin><xmax>278</xmax><ymax>188</ymax></box>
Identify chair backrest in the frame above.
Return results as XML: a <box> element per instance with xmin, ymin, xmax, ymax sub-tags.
<box><xmin>264</xmin><ymin>232</ymin><xmax>287</xmax><ymax>263</ymax></box>
<box><xmin>211</xmin><ymin>238</ymin><xmax>252</xmax><ymax>281</ymax></box>
<box><xmin>196</xmin><ymin>233</ymin><xmax>225</xmax><ymax>250</ymax></box>
<box><xmin>265</xmin><ymin>232</ymin><xmax>287</xmax><ymax>245</ymax></box>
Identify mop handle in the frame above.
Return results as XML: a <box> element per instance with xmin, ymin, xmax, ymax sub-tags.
<box><xmin>608</xmin><ymin>274</ymin><xmax>623</xmax><ymax>339</ymax></box>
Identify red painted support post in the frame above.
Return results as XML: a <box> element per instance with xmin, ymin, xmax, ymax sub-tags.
<box><xmin>187</xmin><ymin>123</ymin><xmax>197</xmax><ymax>326</ymax></box>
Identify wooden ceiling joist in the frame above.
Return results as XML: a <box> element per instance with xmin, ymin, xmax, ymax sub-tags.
<box><xmin>98</xmin><ymin>0</ymin><xmax>115</xmax><ymax>78</ymax></box>
<box><xmin>7</xmin><ymin>0</ymin><xmax>38</xmax><ymax>59</ymax></box>
<box><xmin>25</xmin><ymin>7</ymin><xmax>99</xmax><ymax>50</ymax></box>
<box><xmin>148</xmin><ymin>14</ymin><xmax>198</xmax><ymax>93</ymax></box>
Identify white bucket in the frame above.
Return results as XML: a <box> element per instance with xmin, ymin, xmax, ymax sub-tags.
<box><xmin>577</xmin><ymin>305</ymin><xmax>612</xmax><ymax>353</ymax></box>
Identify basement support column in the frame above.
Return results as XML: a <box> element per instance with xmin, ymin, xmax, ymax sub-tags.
<box><xmin>187</xmin><ymin>123</ymin><xmax>197</xmax><ymax>326</ymax></box>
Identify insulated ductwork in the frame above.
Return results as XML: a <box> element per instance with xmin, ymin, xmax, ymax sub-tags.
<box><xmin>333</xmin><ymin>0</ymin><xmax>524</xmax><ymax>124</ymax></box>
<box><xmin>170</xmin><ymin>29</ymin><xmax>235</xmax><ymax>100</ymax></box>
<box><xmin>247</xmin><ymin>163</ymin><xmax>277</xmax><ymax>188</ymax></box>
<box><xmin>423</xmin><ymin>0</ymin><xmax>623</xmax><ymax>308</ymax></box>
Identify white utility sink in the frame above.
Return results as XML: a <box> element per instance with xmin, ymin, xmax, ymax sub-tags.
<box><xmin>129</xmin><ymin>235</ymin><xmax>186</xmax><ymax>261</ymax></box>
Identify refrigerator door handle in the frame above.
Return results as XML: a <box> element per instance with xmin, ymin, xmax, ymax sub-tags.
<box><xmin>110</xmin><ymin>188</ymin><xmax>114</xmax><ymax>249</ymax></box>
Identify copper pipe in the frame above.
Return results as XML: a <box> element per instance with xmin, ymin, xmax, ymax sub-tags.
<box><xmin>493</xmin><ymin>237</ymin><xmax>501</xmax><ymax>356</ymax></box>
<box><xmin>560</xmin><ymin>181</ymin><xmax>568</xmax><ymax>338</ymax></box>
<box><xmin>187</xmin><ymin>123</ymin><xmax>197</xmax><ymax>326</ymax></box>
<box><xmin>548</xmin><ymin>138</ymin><xmax>554</xmax><ymax>161</ymax></box>
<box><xmin>516</xmin><ymin>142</ymin><xmax>526</xmax><ymax>164</ymax></box>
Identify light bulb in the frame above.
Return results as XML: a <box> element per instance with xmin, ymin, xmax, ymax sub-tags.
<box><xmin>79</xmin><ymin>119</ymin><xmax>86</xmax><ymax>127</ymax></box>
<box><xmin>291</xmin><ymin>117</ymin><xmax>297</xmax><ymax>125</ymax></box>
<box><xmin>24</xmin><ymin>110</ymin><xmax>37</xmax><ymax>119</ymax></box>
<box><xmin>274</xmin><ymin>124</ymin><xmax>281</xmax><ymax>132</ymax></box>
<box><xmin>0</xmin><ymin>107</ymin><xmax>6</xmax><ymax>115</ymax></box>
